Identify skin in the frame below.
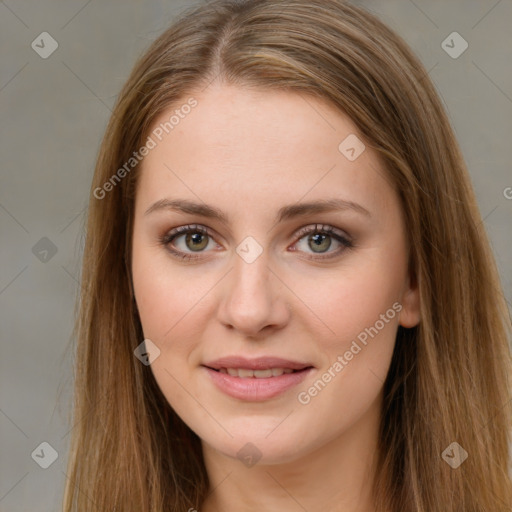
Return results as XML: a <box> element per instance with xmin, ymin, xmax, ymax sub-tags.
<box><xmin>131</xmin><ymin>83</ymin><xmax>420</xmax><ymax>512</ymax></box>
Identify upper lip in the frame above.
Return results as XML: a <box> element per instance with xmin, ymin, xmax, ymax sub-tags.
<box><xmin>203</xmin><ymin>356</ymin><xmax>313</xmax><ymax>371</ymax></box>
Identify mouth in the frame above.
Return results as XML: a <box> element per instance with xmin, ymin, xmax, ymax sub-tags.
<box><xmin>201</xmin><ymin>356</ymin><xmax>315</xmax><ymax>401</ymax></box>
<box><xmin>205</xmin><ymin>367</ymin><xmax>312</xmax><ymax>378</ymax></box>
<box><xmin>203</xmin><ymin>355</ymin><xmax>313</xmax><ymax>372</ymax></box>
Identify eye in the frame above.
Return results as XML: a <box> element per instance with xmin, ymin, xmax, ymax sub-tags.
<box><xmin>291</xmin><ymin>223</ymin><xmax>353</xmax><ymax>260</ymax></box>
<box><xmin>159</xmin><ymin>224</ymin><xmax>218</xmax><ymax>261</ymax></box>
<box><xmin>159</xmin><ymin>223</ymin><xmax>353</xmax><ymax>261</ymax></box>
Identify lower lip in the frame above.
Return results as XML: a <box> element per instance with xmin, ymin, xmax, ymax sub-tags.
<box><xmin>202</xmin><ymin>366</ymin><xmax>314</xmax><ymax>401</ymax></box>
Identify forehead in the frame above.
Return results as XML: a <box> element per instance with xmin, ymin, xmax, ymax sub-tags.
<box><xmin>146</xmin><ymin>84</ymin><xmax>358</xmax><ymax>164</ymax></box>
<box><xmin>136</xmin><ymin>84</ymin><xmax>393</xmax><ymax>218</ymax></box>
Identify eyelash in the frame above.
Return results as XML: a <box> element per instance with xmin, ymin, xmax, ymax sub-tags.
<box><xmin>159</xmin><ymin>223</ymin><xmax>354</xmax><ymax>262</ymax></box>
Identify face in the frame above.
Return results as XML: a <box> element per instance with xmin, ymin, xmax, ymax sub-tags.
<box><xmin>131</xmin><ymin>83</ymin><xmax>420</xmax><ymax>464</ymax></box>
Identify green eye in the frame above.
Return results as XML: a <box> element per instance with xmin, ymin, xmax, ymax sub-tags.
<box><xmin>160</xmin><ymin>224</ymin><xmax>214</xmax><ymax>260</ymax></box>
<box><xmin>292</xmin><ymin>224</ymin><xmax>353</xmax><ymax>260</ymax></box>
<box><xmin>160</xmin><ymin>223</ymin><xmax>353</xmax><ymax>262</ymax></box>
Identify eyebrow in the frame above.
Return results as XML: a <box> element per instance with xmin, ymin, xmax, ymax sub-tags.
<box><xmin>144</xmin><ymin>197</ymin><xmax>371</xmax><ymax>223</ymax></box>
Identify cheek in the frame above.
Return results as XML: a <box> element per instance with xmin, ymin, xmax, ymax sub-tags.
<box><xmin>292</xmin><ymin>278</ymin><xmax>400</xmax><ymax>443</ymax></box>
<box><xmin>292</xmin><ymin>257</ymin><xmax>404</xmax><ymax>353</ymax></box>
<box><xmin>297</xmin><ymin>277</ymin><xmax>399</xmax><ymax>392</ymax></box>
<box><xmin>131</xmin><ymin>250</ymin><xmax>206</xmax><ymax>417</ymax></box>
<box><xmin>131</xmin><ymin>240</ymin><xmax>210</xmax><ymax>343</ymax></box>
<box><xmin>131</xmin><ymin>242</ymin><xmax>220</xmax><ymax>413</ymax></box>
<box><xmin>289</xmin><ymin>248</ymin><xmax>404</xmax><ymax>412</ymax></box>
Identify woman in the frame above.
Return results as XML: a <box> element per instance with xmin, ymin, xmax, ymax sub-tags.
<box><xmin>62</xmin><ymin>1</ymin><xmax>512</xmax><ymax>510</ymax></box>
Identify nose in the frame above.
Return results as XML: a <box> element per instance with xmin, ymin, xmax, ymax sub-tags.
<box><xmin>216</xmin><ymin>250</ymin><xmax>290</xmax><ymax>338</ymax></box>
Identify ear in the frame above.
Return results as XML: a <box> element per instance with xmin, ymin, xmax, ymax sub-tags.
<box><xmin>399</xmin><ymin>270</ymin><xmax>420</xmax><ymax>328</ymax></box>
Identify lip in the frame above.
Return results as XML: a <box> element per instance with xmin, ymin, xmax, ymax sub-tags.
<box><xmin>202</xmin><ymin>356</ymin><xmax>315</xmax><ymax>402</ymax></box>
<box><xmin>203</xmin><ymin>356</ymin><xmax>312</xmax><ymax>371</ymax></box>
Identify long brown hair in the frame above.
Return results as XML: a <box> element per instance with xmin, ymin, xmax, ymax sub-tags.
<box><xmin>62</xmin><ymin>1</ymin><xmax>512</xmax><ymax>510</ymax></box>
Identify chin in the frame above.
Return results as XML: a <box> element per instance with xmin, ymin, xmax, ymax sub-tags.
<box><xmin>198</xmin><ymin>418</ymin><xmax>319</xmax><ymax>466</ymax></box>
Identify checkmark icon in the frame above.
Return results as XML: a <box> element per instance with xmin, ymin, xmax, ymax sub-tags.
<box><xmin>236</xmin><ymin>236</ymin><xmax>263</xmax><ymax>263</ymax></box>
<box><xmin>32</xmin><ymin>237</ymin><xmax>58</xmax><ymax>263</ymax></box>
<box><xmin>236</xmin><ymin>442</ymin><xmax>262</xmax><ymax>468</ymax></box>
<box><xmin>31</xmin><ymin>441</ymin><xmax>59</xmax><ymax>469</ymax></box>
<box><xmin>442</xmin><ymin>442</ymin><xmax>468</xmax><ymax>468</ymax></box>
<box><xmin>134</xmin><ymin>339</ymin><xmax>161</xmax><ymax>365</ymax></box>
<box><xmin>31</xmin><ymin>32</ymin><xmax>58</xmax><ymax>59</ymax></box>
<box><xmin>441</xmin><ymin>32</ymin><xmax>468</xmax><ymax>59</ymax></box>
<box><xmin>338</xmin><ymin>134</ymin><xmax>365</xmax><ymax>161</ymax></box>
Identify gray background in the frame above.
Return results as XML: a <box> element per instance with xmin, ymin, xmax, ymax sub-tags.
<box><xmin>1</xmin><ymin>1</ymin><xmax>511</xmax><ymax>510</ymax></box>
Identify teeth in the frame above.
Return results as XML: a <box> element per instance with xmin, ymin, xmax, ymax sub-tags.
<box><xmin>254</xmin><ymin>369</ymin><xmax>272</xmax><ymax>378</ymax></box>
<box><xmin>219</xmin><ymin>368</ymin><xmax>298</xmax><ymax>378</ymax></box>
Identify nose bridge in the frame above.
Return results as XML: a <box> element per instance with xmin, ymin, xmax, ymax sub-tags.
<box><xmin>218</xmin><ymin>238</ymin><xmax>288</xmax><ymax>334</ymax></box>
<box><xmin>230</xmin><ymin>244</ymin><xmax>271</xmax><ymax>306</ymax></box>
